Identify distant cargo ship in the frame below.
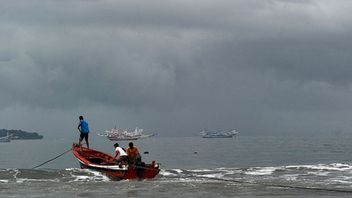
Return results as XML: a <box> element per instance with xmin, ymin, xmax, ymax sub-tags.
<box><xmin>200</xmin><ymin>129</ymin><xmax>239</xmax><ymax>138</ymax></box>
<box><xmin>0</xmin><ymin>133</ymin><xmax>11</xmax><ymax>142</ymax></box>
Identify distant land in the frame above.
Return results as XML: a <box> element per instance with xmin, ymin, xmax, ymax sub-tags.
<box><xmin>0</xmin><ymin>129</ymin><xmax>43</xmax><ymax>140</ymax></box>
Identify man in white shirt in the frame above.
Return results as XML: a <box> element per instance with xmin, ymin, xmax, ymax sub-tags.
<box><xmin>114</xmin><ymin>143</ymin><xmax>128</xmax><ymax>164</ymax></box>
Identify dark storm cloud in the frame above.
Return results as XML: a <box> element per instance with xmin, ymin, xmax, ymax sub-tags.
<box><xmin>0</xmin><ymin>0</ymin><xmax>352</xmax><ymax>135</ymax></box>
<box><xmin>199</xmin><ymin>34</ymin><xmax>352</xmax><ymax>85</ymax></box>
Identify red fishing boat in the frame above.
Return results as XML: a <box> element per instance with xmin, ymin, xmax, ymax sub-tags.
<box><xmin>72</xmin><ymin>143</ymin><xmax>160</xmax><ymax>180</ymax></box>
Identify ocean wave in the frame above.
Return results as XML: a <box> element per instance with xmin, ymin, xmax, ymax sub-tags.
<box><xmin>159</xmin><ymin>162</ymin><xmax>352</xmax><ymax>191</ymax></box>
<box><xmin>0</xmin><ymin>168</ymin><xmax>111</xmax><ymax>183</ymax></box>
<box><xmin>285</xmin><ymin>163</ymin><xmax>352</xmax><ymax>171</ymax></box>
<box><xmin>159</xmin><ymin>169</ymin><xmax>178</xmax><ymax>176</ymax></box>
<box><xmin>66</xmin><ymin>168</ymin><xmax>110</xmax><ymax>182</ymax></box>
<box><xmin>244</xmin><ymin>167</ymin><xmax>278</xmax><ymax>175</ymax></box>
<box><xmin>1</xmin><ymin>162</ymin><xmax>352</xmax><ymax>190</ymax></box>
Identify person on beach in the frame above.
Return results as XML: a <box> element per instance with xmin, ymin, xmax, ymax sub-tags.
<box><xmin>113</xmin><ymin>143</ymin><xmax>128</xmax><ymax>164</ymax></box>
<box><xmin>77</xmin><ymin>116</ymin><xmax>90</xmax><ymax>148</ymax></box>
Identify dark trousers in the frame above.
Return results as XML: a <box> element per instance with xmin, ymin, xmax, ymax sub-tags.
<box><xmin>116</xmin><ymin>155</ymin><xmax>128</xmax><ymax>163</ymax></box>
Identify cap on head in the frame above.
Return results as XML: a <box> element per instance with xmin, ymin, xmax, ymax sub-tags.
<box><xmin>114</xmin><ymin>143</ymin><xmax>119</xmax><ymax>147</ymax></box>
<box><xmin>79</xmin><ymin>116</ymin><xmax>83</xmax><ymax>120</ymax></box>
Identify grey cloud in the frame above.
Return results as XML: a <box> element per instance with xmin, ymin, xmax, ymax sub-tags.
<box><xmin>0</xmin><ymin>0</ymin><xmax>352</xmax><ymax>135</ymax></box>
<box><xmin>234</xmin><ymin>36</ymin><xmax>352</xmax><ymax>85</ymax></box>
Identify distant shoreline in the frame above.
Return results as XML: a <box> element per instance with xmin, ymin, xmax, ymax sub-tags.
<box><xmin>0</xmin><ymin>129</ymin><xmax>43</xmax><ymax>140</ymax></box>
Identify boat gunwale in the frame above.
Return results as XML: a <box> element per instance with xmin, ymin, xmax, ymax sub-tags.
<box><xmin>72</xmin><ymin>144</ymin><xmax>129</xmax><ymax>171</ymax></box>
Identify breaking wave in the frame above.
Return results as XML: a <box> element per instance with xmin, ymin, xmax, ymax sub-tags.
<box><xmin>159</xmin><ymin>163</ymin><xmax>352</xmax><ymax>192</ymax></box>
<box><xmin>0</xmin><ymin>168</ymin><xmax>110</xmax><ymax>184</ymax></box>
<box><xmin>2</xmin><ymin>163</ymin><xmax>352</xmax><ymax>192</ymax></box>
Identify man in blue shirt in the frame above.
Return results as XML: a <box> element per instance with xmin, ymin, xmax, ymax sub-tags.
<box><xmin>77</xmin><ymin>116</ymin><xmax>90</xmax><ymax>148</ymax></box>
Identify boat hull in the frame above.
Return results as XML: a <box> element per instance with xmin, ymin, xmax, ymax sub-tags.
<box><xmin>72</xmin><ymin>144</ymin><xmax>160</xmax><ymax>180</ymax></box>
<box><xmin>202</xmin><ymin>135</ymin><xmax>233</xmax><ymax>138</ymax></box>
<box><xmin>0</xmin><ymin>138</ymin><xmax>10</xmax><ymax>142</ymax></box>
<box><xmin>107</xmin><ymin>136</ymin><xmax>139</xmax><ymax>141</ymax></box>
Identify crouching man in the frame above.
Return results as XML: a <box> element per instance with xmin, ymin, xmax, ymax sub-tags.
<box><xmin>113</xmin><ymin>143</ymin><xmax>128</xmax><ymax>164</ymax></box>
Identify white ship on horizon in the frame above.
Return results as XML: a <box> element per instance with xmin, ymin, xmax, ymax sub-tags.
<box><xmin>98</xmin><ymin>127</ymin><xmax>156</xmax><ymax>141</ymax></box>
<box><xmin>0</xmin><ymin>132</ymin><xmax>11</xmax><ymax>142</ymax></box>
<box><xmin>200</xmin><ymin>129</ymin><xmax>239</xmax><ymax>138</ymax></box>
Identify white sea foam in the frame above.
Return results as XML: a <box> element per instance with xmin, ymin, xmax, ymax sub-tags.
<box><xmin>244</xmin><ymin>167</ymin><xmax>277</xmax><ymax>175</ymax></box>
<box><xmin>65</xmin><ymin>168</ymin><xmax>80</xmax><ymax>171</ymax></box>
<box><xmin>280</xmin><ymin>174</ymin><xmax>299</xmax><ymax>181</ymax></box>
<box><xmin>73</xmin><ymin>175</ymin><xmax>92</xmax><ymax>182</ymax></box>
<box><xmin>328</xmin><ymin>179</ymin><xmax>352</xmax><ymax>184</ymax></box>
<box><xmin>0</xmin><ymin>180</ymin><xmax>9</xmax><ymax>183</ymax></box>
<box><xmin>201</xmin><ymin>173</ymin><xmax>224</xmax><ymax>179</ymax></box>
<box><xmin>216</xmin><ymin>168</ymin><xmax>239</xmax><ymax>175</ymax></box>
<box><xmin>187</xmin><ymin>168</ymin><xmax>237</xmax><ymax>175</ymax></box>
<box><xmin>217</xmin><ymin>167</ymin><xmax>240</xmax><ymax>172</ymax></box>
<box><xmin>179</xmin><ymin>178</ymin><xmax>194</xmax><ymax>181</ymax></box>
<box><xmin>171</xmin><ymin>169</ymin><xmax>183</xmax><ymax>173</ymax></box>
<box><xmin>286</xmin><ymin>163</ymin><xmax>352</xmax><ymax>171</ymax></box>
<box><xmin>307</xmin><ymin>171</ymin><xmax>329</xmax><ymax>176</ymax></box>
<box><xmin>86</xmin><ymin>169</ymin><xmax>110</xmax><ymax>182</ymax></box>
<box><xmin>326</xmin><ymin>175</ymin><xmax>352</xmax><ymax>184</ymax></box>
<box><xmin>12</xmin><ymin>169</ymin><xmax>20</xmax><ymax>180</ymax></box>
<box><xmin>65</xmin><ymin>168</ymin><xmax>110</xmax><ymax>182</ymax></box>
<box><xmin>16</xmin><ymin>178</ymin><xmax>60</xmax><ymax>183</ymax></box>
<box><xmin>159</xmin><ymin>170</ymin><xmax>177</xmax><ymax>176</ymax></box>
<box><xmin>187</xmin><ymin>169</ymin><xmax>213</xmax><ymax>172</ymax></box>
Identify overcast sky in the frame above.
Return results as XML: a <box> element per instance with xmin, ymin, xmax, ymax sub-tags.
<box><xmin>0</xmin><ymin>0</ymin><xmax>352</xmax><ymax>137</ymax></box>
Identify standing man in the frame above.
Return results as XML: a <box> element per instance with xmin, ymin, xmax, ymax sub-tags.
<box><xmin>126</xmin><ymin>142</ymin><xmax>140</xmax><ymax>164</ymax></box>
<box><xmin>77</xmin><ymin>115</ymin><xmax>89</xmax><ymax>148</ymax></box>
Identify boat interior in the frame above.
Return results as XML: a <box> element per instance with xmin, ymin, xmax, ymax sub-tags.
<box><xmin>78</xmin><ymin>149</ymin><xmax>116</xmax><ymax>165</ymax></box>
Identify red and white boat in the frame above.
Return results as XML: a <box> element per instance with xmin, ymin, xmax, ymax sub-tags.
<box><xmin>72</xmin><ymin>143</ymin><xmax>160</xmax><ymax>180</ymax></box>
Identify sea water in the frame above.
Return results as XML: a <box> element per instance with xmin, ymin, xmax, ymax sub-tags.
<box><xmin>1</xmin><ymin>134</ymin><xmax>352</xmax><ymax>197</ymax></box>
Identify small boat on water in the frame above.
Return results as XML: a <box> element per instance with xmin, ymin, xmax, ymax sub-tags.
<box><xmin>203</xmin><ymin>133</ymin><xmax>233</xmax><ymax>138</ymax></box>
<box><xmin>72</xmin><ymin>143</ymin><xmax>160</xmax><ymax>180</ymax></box>
<box><xmin>98</xmin><ymin>127</ymin><xmax>156</xmax><ymax>141</ymax></box>
<box><xmin>0</xmin><ymin>133</ymin><xmax>11</xmax><ymax>142</ymax></box>
<box><xmin>200</xmin><ymin>129</ymin><xmax>239</xmax><ymax>138</ymax></box>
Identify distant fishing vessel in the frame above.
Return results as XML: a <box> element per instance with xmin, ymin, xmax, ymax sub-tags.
<box><xmin>98</xmin><ymin>127</ymin><xmax>156</xmax><ymax>141</ymax></box>
<box><xmin>200</xmin><ymin>129</ymin><xmax>239</xmax><ymax>138</ymax></box>
<box><xmin>0</xmin><ymin>132</ymin><xmax>11</xmax><ymax>142</ymax></box>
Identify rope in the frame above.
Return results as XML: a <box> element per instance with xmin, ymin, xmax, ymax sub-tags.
<box><xmin>32</xmin><ymin>148</ymin><xmax>72</xmax><ymax>169</ymax></box>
